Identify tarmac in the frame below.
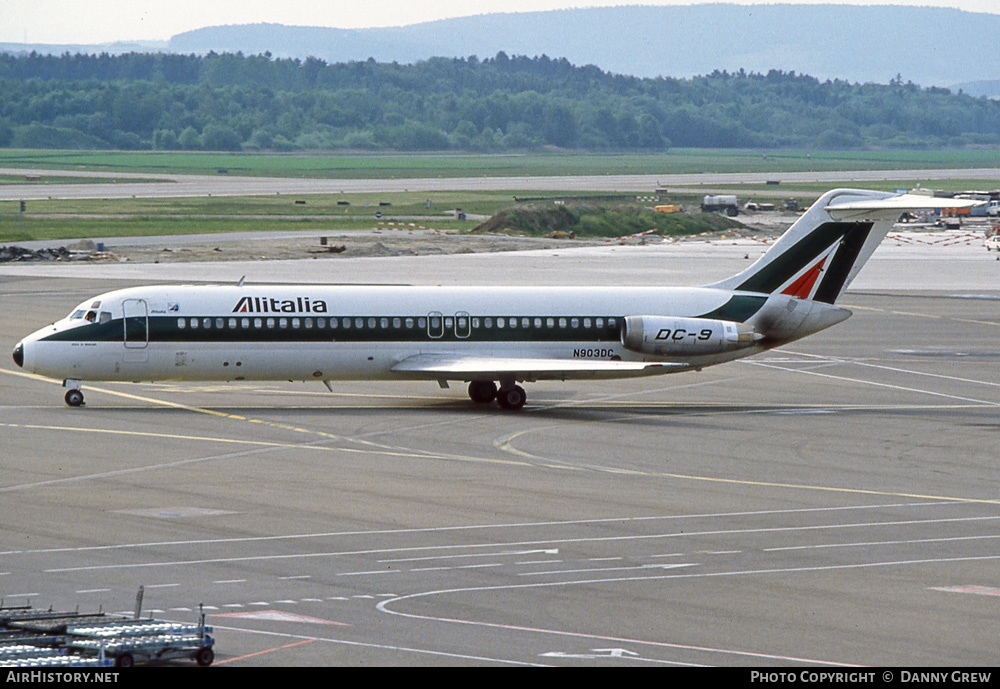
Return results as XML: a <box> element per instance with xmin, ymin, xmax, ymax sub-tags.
<box><xmin>1</xmin><ymin>233</ymin><xmax>999</xmax><ymax>666</ymax></box>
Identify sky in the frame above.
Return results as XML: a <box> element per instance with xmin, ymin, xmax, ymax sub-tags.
<box><xmin>1</xmin><ymin>0</ymin><xmax>998</xmax><ymax>45</ymax></box>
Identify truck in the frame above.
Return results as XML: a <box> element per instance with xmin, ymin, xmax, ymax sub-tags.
<box><xmin>701</xmin><ymin>195</ymin><xmax>739</xmax><ymax>216</ymax></box>
<box><xmin>653</xmin><ymin>204</ymin><xmax>681</xmax><ymax>214</ymax></box>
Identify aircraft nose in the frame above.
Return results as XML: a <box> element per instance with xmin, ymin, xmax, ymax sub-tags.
<box><xmin>12</xmin><ymin>342</ymin><xmax>23</xmax><ymax>368</ymax></box>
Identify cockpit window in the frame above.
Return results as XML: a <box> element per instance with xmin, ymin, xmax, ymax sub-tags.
<box><xmin>99</xmin><ymin>311</ymin><xmax>112</xmax><ymax>324</ymax></box>
<box><xmin>84</xmin><ymin>311</ymin><xmax>97</xmax><ymax>323</ymax></box>
<box><xmin>90</xmin><ymin>301</ymin><xmax>101</xmax><ymax>309</ymax></box>
<box><xmin>70</xmin><ymin>309</ymin><xmax>86</xmax><ymax>320</ymax></box>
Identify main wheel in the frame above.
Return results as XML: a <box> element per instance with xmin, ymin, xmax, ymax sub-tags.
<box><xmin>468</xmin><ymin>380</ymin><xmax>497</xmax><ymax>403</ymax></box>
<box><xmin>65</xmin><ymin>389</ymin><xmax>84</xmax><ymax>407</ymax></box>
<box><xmin>496</xmin><ymin>385</ymin><xmax>526</xmax><ymax>411</ymax></box>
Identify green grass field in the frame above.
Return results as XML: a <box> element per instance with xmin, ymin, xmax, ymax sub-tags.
<box><xmin>7</xmin><ymin>190</ymin><xmax>519</xmax><ymax>216</ymax></box>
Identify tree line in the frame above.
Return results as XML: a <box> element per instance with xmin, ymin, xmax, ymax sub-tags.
<box><xmin>0</xmin><ymin>50</ymin><xmax>997</xmax><ymax>151</ymax></box>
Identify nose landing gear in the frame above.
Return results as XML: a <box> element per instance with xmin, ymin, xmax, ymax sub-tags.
<box><xmin>63</xmin><ymin>380</ymin><xmax>84</xmax><ymax>407</ymax></box>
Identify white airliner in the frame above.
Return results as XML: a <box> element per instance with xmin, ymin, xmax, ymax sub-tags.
<box><xmin>12</xmin><ymin>188</ymin><xmax>978</xmax><ymax>410</ymax></box>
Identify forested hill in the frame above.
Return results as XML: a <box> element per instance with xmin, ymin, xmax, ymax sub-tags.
<box><xmin>1</xmin><ymin>51</ymin><xmax>998</xmax><ymax>152</ymax></box>
<box><xmin>165</xmin><ymin>5</ymin><xmax>1000</xmax><ymax>88</ymax></box>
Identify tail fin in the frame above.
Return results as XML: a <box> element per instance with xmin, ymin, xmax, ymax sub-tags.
<box><xmin>708</xmin><ymin>188</ymin><xmax>981</xmax><ymax>303</ymax></box>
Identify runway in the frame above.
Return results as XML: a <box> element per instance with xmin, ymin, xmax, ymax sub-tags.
<box><xmin>4</xmin><ymin>166</ymin><xmax>1000</xmax><ymax>200</ymax></box>
<box><xmin>2</xmin><ymin>240</ymin><xmax>1000</xmax><ymax>666</ymax></box>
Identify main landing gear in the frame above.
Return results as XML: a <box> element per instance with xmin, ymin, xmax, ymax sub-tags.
<box><xmin>468</xmin><ymin>380</ymin><xmax>497</xmax><ymax>403</ymax></box>
<box><xmin>495</xmin><ymin>385</ymin><xmax>527</xmax><ymax>411</ymax></box>
<box><xmin>467</xmin><ymin>380</ymin><xmax>526</xmax><ymax>411</ymax></box>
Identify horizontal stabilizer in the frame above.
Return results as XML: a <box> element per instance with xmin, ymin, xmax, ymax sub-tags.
<box><xmin>826</xmin><ymin>193</ymin><xmax>984</xmax><ymax>219</ymax></box>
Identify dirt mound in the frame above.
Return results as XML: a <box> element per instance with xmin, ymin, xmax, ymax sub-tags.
<box><xmin>473</xmin><ymin>202</ymin><xmax>746</xmax><ymax>238</ymax></box>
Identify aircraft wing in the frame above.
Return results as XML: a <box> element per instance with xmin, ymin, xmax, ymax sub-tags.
<box><xmin>391</xmin><ymin>354</ymin><xmax>684</xmax><ymax>381</ymax></box>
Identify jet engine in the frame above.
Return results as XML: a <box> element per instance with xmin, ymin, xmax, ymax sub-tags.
<box><xmin>621</xmin><ymin>316</ymin><xmax>762</xmax><ymax>356</ymax></box>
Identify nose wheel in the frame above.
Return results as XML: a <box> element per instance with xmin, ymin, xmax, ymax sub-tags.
<box><xmin>64</xmin><ymin>389</ymin><xmax>84</xmax><ymax>407</ymax></box>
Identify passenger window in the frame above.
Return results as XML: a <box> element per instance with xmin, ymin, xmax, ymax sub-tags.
<box><xmin>546</xmin><ymin>318</ymin><xmax>555</xmax><ymax>328</ymax></box>
<box><xmin>584</xmin><ymin>318</ymin><xmax>592</xmax><ymax>328</ymax></box>
<box><xmin>266</xmin><ymin>318</ymin><xmax>275</xmax><ymax>329</ymax></box>
<box><xmin>380</xmin><ymin>318</ymin><xmax>389</xmax><ymax>329</ymax></box>
<box><xmin>342</xmin><ymin>318</ymin><xmax>350</xmax><ymax>329</ymax></box>
<box><xmin>291</xmin><ymin>318</ymin><xmax>300</xmax><ymax>328</ymax></box>
<box><xmin>485</xmin><ymin>317</ymin><xmax>493</xmax><ymax>329</ymax></box>
<box><xmin>279</xmin><ymin>318</ymin><xmax>288</xmax><ymax>329</ymax></box>
<box><xmin>331</xmin><ymin>318</ymin><xmax>339</xmax><ymax>329</ymax></box>
<box><xmin>203</xmin><ymin>318</ymin><xmax>212</xmax><ymax>329</ymax></box>
<box><xmin>417</xmin><ymin>317</ymin><xmax>427</xmax><ymax>329</ymax></box>
<box><xmin>497</xmin><ymin>317</ymin><xmax>505</xmax><ymax>329</ymax></box>
<box><xmin>356</xmin><ymin>318</ymin><xmax>364</xmax><ymax>329</ymax></box>
<box><xmin>216</xmin><ymin>318</ymin><xmax>224</xmax><ymax>329</ymax></box>
<box><xmin>254</xmin><ymin>318</ymin><xmax>262</xmax><ymax>329</ymax></box>
<box><xmin>241</xmin><ymin>318</ymin><xmax>250</xmax><ymax>328</ymax></box>
<box><xmin>405</xmin><ymin>318</ymin><xmax>414</xmax><ymax>329</ymax></box>
<box><xmin>228</xmin><ymin>318</ymin><xmax>237</xmax><ymax>329</ymax></box>
<box><xmin>596</xmin><ymin>318</ymin><xmax>604</xmax><ymax>329</ymax></box>
<box><xmin>304</xmin><ymin>318</ymin><xmax>313</xmax><ymax>329</ymax></box>
<box><xmin>367</xmin><ymin>318</ymin><xmax>375</xmax><ymax>329</ymax></box>
<box><xmin>393</xmin><ymin>318</ymin><xmax>401</xmax><ymax>328</ymax></box>
<box><xmin>533</xmin><ymin>318</ymin><xmax>542</xmax><ymax>329</ymax></box>
<box><xmin>178</xmin><ymin>318</ymin><xmax>186</xmax><ymax>329</ymax></box>
<box><xmin>521</xmin><ymin>318</ymin><xmax>530</xmax><ymax>329</ymax></box>
<box><xmin>190</xmin><ymin>318</ymin><xmax>199</xmax><ymax>329</ymax></box>
<box><xmin>571</xmin><ymin>318</ymin><xmax>578</xmax><ymax>328</ymax></box>
<box><xmin>317</xmin><ymin>318</ymin><xmax>325</xmax><ymax>329</ymax></box>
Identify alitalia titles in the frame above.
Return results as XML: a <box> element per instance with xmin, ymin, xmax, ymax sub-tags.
<box><xmin>233</xmin><ymin>296</ymin><xmax>328</xmax><ymax>314</ymax></box>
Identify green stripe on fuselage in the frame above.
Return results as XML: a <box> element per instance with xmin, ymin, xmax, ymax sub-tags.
<box><xmin>41</xmin><ymin>315</ymin><xmax>626</xmax><ymax>344</ymax></box>
<box><xmin>696</xmin><ymin>294</ymin><xmax>767</xmax><ymax>322</ymax></box>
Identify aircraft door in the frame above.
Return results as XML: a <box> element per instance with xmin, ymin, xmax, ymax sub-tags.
<box><xmin>123</xmin><ymin>299</ymin><xmax>149</xmax><ymax>348</ymax></box>
<box><xmin>427</xmin><ymin>311</ymin><xmax>444</xmax><ymax>339</ymax></box>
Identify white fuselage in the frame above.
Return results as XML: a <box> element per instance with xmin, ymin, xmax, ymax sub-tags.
<box><xmin>15</xmin><ymin>283</ymin><xmax>850</xmax><ymax>386</ymax></box>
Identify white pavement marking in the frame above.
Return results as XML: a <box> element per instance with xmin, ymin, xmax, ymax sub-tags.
<box><xmin>41</xmin><ymin>514</ymin><xmax>999</xmax><ymax>573</ymax></box>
